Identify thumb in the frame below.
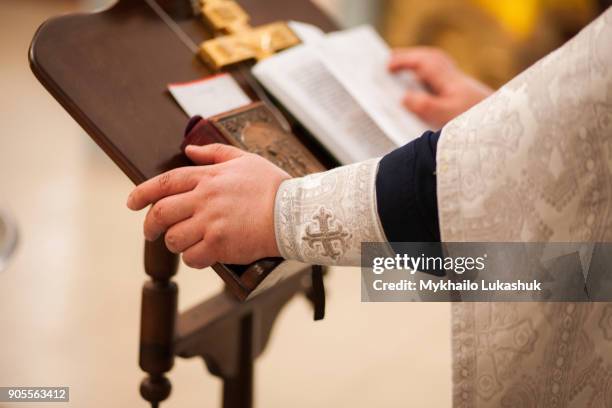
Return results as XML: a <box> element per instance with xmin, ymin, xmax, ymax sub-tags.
<box><xmin>185</xmin><ymin>143</ymin><xmax>246</xmax><ymax>165</ymax></box>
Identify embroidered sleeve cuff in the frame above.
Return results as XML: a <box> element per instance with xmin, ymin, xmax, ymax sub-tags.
<box><xmin>274</xmin><ymin>158</ymin><xmax>388</xmax><ymax>266</ymax></box>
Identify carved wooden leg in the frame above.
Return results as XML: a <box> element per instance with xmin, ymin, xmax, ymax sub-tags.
<box><xmin>139</xmin><ymin>237</ymin><xmax>179</xmax><ymax>408</ymax></box>
<box><xmin>222</xmin><ymin>314</ymin><xmax>254</xmax><ymax>408</ymax></box>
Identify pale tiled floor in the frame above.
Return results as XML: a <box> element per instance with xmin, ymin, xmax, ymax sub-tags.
<box><xmin>0</xmin><ymin>1</ymin><xmax>451</xmax><ymax>407</ymax></box>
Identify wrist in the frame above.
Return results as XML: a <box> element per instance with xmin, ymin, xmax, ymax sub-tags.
<box><xmin>266</xmin><ymin>174</ymin><xmax>290</xmax><ymax>258</ymax></box>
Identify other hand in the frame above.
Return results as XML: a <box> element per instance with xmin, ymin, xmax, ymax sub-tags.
<box><xmin>389</xmin><ymin>47</ymin><xmax>493</xmax><ymax>128</ymax></box>
<box><xmin>126</xmin><ymin>144</ymin><xmax>290</xmax><ymax>268</ymax></box>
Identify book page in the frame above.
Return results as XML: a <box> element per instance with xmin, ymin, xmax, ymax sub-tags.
<box><xmin>253</xmin><ymin>45</ymin><xmax>396</xmax><ymax>164</ymax></box>
<box><xmin>168</xmin><ymin>73</ymin><xmax>251</xmax><ymax>118</ymax></box>
<box><xmin>313</xmin><ymin>25</ymin><xmax>429</xmax><ymax>146</ymax></box>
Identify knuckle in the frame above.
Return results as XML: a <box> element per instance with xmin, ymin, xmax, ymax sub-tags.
<box><xmin>205</xmin><ymin>228</ymin><xmax>224</xmax><ymax>249</ymax></box>
<box><xmin>204</xmin><ymin>166</ymin><xmax>218</xmax><ymax>180</ymax></box>
<box><xmin>208</xmin><ymin>179</ymin><xmax>221</xmax><ymax>195</ymax></box>
<box><xmin>206</xmin><ymin>230</ymin><xmax>220</xmax><ymax>246</ymax></box>
<box><xmin>152</xmin><ymin>203</ymin><xmax>165</xmax><ymax>223</ymax></box>
<box><xmin>158</xmin><ymin>171</ymin><xmax>173</xmax><ymax>192</ymax></box>
<box><xmin>199</xmin><ymin>179</ymin><xmax>219</xmax><ymax>200</ymax></box>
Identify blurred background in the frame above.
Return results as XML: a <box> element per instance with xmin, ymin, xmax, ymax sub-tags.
<box><xmin>0</xmin><ymin>0</ymin><xmax>608</xmax><ymax>407</ymax></box>
<box><xmin>321</xmin><ymin>0</ymin><xmax>608</xmax><ymax>87</ymax></box>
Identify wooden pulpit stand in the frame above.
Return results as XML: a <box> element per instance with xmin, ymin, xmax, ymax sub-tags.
<box><xmin>29</xmin><ymin>0</ymin><xmax>337</xmax><ymax>406</ymax></box>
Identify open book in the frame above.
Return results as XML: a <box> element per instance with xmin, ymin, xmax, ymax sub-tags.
<box><xmin>252</xmin><ymin>22</ymin><xmax>428</xmax><ymax>164</ymax></box>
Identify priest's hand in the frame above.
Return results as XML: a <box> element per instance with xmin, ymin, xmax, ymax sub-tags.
<box><xmin>126</xmin><ymin>144</ymin><xmax>290</xmax><ymax>268</ymax></box>
<box><xmin>389</xmin><ymin>47</ymin><xmax>493</xmax><ymax>127</ymax></box>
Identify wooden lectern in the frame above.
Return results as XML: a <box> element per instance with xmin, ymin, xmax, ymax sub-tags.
<box><xmin>29</xmin><ymin>0</ymin><xmax>336</xmax><ymax>406</ymax></box>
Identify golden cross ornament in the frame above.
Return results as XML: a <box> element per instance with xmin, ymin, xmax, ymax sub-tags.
<box><xmin>198</xmin><ymin>0</ymin><xmax>301</xmax><ymax>69</ymax></box>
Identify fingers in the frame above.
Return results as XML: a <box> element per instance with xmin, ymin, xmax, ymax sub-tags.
<box><xmin>388</xmin><ymin>48</ymin><xmax>425</xmax><ymax>71</ymax></box>
<box><xmin>185</xmin><ymin>143</ymin><xmax>246</xmax><ymax>165</ymax></box>
<box><xmin>388</xmin><ymin>47</ymin><xmax>455</xmax><ymax>93</ymax></box>
<box><xmin>127</xmin><ymin>167</ymin><xmax>203</xmax><ymax>210</ymax></box>
<box><xmin>164</xmin><ymin>217</ymin><xmax>204</xmax><ymax>254</ymax></box>
<box><xmin>388</xmin><ymin>47</ymin><xmax>452</xmax><ymax>71</ymax></box>
<box><xmin>181</xmin><ymin>231</ymin><xmax>222</xmax><ymax>269</ymax></box>
<box><xmin>143</xmin><ymin>192</ymin><xmax>197</xmax><ymax>241</ymax></box>
<box><xmin>402</xmin><ymin>90</ymin><xmax>447</xmax><ymax>127</ymax></box>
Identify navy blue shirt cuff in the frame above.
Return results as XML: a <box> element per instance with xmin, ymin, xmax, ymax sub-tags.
<box><xmin>375</xmin><ymin>130</ymin><xmax>441</xmax><ymax>242</ymax></box>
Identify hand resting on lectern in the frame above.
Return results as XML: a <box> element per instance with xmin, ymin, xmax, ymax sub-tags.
<box><xmin>127</xmin><ymin>143</ymin><xmax>289</xmax><ymax>268</ymax></box>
